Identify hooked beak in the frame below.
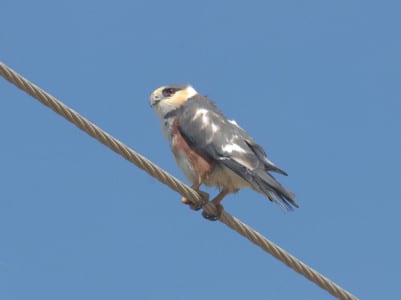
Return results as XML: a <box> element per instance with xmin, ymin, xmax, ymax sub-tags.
<box><xmin>150</xmin><ymin>93</ymin><xmax>162</xmax><ymax>107</ymax></box>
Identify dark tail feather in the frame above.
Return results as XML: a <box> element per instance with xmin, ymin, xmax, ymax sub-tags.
<box><xmin>266</xmin><ymin>164</ymin><xmax>288</xmax><ymax>176</ymax></box>
<box><xmin>254</xmin><ymin>170</ymin><xmax>299</xmax><ymax>210</ymax></box>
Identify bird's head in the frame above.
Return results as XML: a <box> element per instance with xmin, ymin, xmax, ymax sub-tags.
<box><xmin>150</xmin><ymin>84</ymin><xmax>198</xmax><ymax>118</ymax></box>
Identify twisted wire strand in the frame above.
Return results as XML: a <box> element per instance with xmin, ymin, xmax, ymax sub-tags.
<box><xmin>0</xmin><ymin>62</ymin><xmax>357</xmax><ymax>300</ymax></box>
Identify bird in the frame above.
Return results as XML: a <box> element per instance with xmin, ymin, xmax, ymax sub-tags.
<box><xmin>150</xmin><ymin>84</ymin><xmax>298</xmax><ymax>220</ymax></box>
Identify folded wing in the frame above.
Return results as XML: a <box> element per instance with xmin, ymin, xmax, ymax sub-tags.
<box><xmin>176</xmin><ymin>96</ymin><xmax>298</xmax><ymax>210</ymax></box>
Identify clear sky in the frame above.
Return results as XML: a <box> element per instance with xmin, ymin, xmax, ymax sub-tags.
<box><xmin>1</xmin><ymin>1</ymin><xmax>400</xmax><ymax>299</ymax></box>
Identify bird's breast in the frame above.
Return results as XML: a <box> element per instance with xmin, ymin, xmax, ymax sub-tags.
<box><xmin>170</xmin><ymin>118</ymin><xmax>214</xmax><ymax>184</ymax></box>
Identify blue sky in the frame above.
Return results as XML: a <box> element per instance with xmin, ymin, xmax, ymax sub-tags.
<box><xmin>1</xmin><ymin>1</ymin><xmax>400</xmax><ymax>299</ymax></box>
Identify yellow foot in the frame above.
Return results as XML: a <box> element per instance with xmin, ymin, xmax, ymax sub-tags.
<box><xmin>181</xmin><ymin>191</ymin><xmax>209</xmax><ymax>211</ymax></box>
<box><xmin>181</xmin><ymin>196</ymin><xmax>191</xmax><ymax>205</ymax></box>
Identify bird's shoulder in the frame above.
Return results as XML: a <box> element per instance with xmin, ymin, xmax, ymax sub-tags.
<box><xmin>178</xmin><ymin>94</ymin><xmax>225</xmax><ymax>119</ymax></box>
<box><xmin>177</xmin><ymin>95</ymin><xmax>242</xmax><ymax>140</ymax></box>
<box><xmin>176</xmin><ymin>95</ymin><xmax>257</xmax><ymax>161</ymax></box>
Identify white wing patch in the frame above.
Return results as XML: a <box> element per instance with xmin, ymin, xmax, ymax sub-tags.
<box><xmin>231</xmin><ymin>156</ymin><xmax>254</xmax><ymax>170</ymax></box>
<box><xmin>221</xmin><ymin>143</ymin><xmax>247</xmax><ymax>154</ymax></box>
<box><xmin>192</xmin><ymin>108</ymin><xmax>210</xmax><ymax>128</ymax></box>
<box><xmin>228</xmin><ymin>119</ymin><xmax>239</xmax><ymax>127</ymax></box>
<box><xmin>192</xmin><ymin>108</ymin><xmax>208</xmax><ymax>120</ymax></box>
<box><xmin>205</xmin><ymin>122</ymin><xmax>220</xmax><ymax>143</ymax></box>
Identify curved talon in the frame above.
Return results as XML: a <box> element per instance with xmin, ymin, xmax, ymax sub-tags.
<box><xmin>202</xmin><ymin>203</ymin><xmax>223</xmax><ymax>221</ymax></box>
<box><xmin>189</xmin><ymin>202</ymin><xmax>202</xmax><ymax>211</ymax></box>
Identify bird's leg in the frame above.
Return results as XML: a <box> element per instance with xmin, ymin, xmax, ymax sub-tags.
<box><xmin>181</xmin><ymin>182</ymin><xmax>209</xmax><ymax>211</ymax></box>
<box><xmin>202</xmin><ymin>189</ymin><xmax>229</xmax><ymax>221</ymax></box>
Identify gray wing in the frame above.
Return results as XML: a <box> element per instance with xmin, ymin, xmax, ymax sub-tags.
<box><xmin>177</xmin><ymin>95</ymin><xmax>298</xmax><ymax>210</ymax></box>
<box><xmin>230</xmin><ymin>121</ymin><xmax>289</xmax><ymax>176</ymax></box>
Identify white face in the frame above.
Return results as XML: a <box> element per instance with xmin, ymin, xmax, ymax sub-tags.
<box><xmin>151</xmin><ymin>95</ymin><xmax>176</xmax><ymax>119</ymax></box>
<box><xmin>150</xmin><ymin>84</ymin><xmax>198</xmax><ymax>119</ymax></box>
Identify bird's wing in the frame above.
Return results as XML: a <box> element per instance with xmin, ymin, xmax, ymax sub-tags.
<box><xmin>224</xmin><ymin>119</ymin><xmax>288</xmax><ymax>175</ymax></box>
<box><xmin>244</xmin><ymin>138</ymin><xmax>289</xmax><ymax>176</ymax></box>
<box><xmin>176</xmin><ymin>96</ymin><xmax>298</xmax><ymax>210</ymax></box>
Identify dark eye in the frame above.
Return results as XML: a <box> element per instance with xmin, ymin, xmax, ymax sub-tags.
<box><xmin>163</xmin><ymin>88</ymin><xmax>176</xmax><ymax>97</ymax></box>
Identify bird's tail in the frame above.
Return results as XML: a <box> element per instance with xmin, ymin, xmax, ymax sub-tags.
<box><xmin>253</xmin><ymin>170</ymin><xmax>299</xmax><ymax>211</ymax></box>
